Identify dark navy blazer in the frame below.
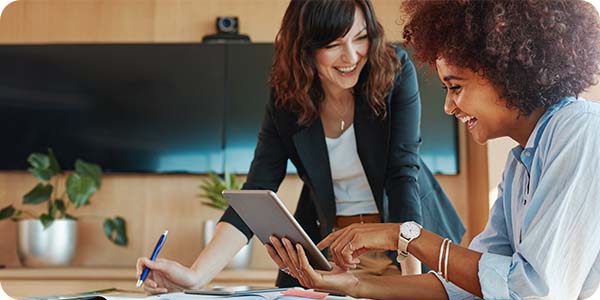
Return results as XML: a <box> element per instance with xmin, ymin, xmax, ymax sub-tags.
<box><xmin>220</xmin><ymin>46</ymin><xmax>465</xmax><ymax>287</ymax></box>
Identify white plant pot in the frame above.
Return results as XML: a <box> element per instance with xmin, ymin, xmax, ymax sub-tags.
<box><xmin>203</xmin><ymin>219</ymin><xmax>253</xmax><ymax>269</ymax></box>
<box><xmin>17</xmin><ymin>219</ymin><xmax>77</xmax><ymax>267</ymax></box>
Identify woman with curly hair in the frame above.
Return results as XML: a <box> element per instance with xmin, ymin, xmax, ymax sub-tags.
<box><xmin>268</xmin><ymin>0</ymin><xmax>600</xmax><ymax>299</ymax></box>
<box><xmin>135</xmin><ymin>0</ymin><xmax>465</xmax><ymax>294</ymax></box>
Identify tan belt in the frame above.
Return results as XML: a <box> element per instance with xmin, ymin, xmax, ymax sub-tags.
<box><xmin>335</xmin><ymin>213</ymin><xmax>381</xmax><ymax>229</ymax></box>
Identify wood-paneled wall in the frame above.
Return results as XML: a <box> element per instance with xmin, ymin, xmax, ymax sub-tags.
<box><xmin>0</xmin><ymin>0</ymin><xmax>488</xmax><ymax>269</ymax></box>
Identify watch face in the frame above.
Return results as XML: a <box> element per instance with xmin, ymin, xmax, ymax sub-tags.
<box><xmin>401</xmin><ymin>222</ymin><xmax>421</xmax><ymax>239</ymax></box>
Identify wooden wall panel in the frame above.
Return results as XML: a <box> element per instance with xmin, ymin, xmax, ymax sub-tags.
<box><xmin>0</xmin><ymin>0</ymin><xmax>291</xmax><ymax>43</ymax></box>
<box><xmin>0</xmin><ymin>0</ymin><xmax>487</xmax><ymax>269</ymax></box>
<box><xmin>0</xmin><ymin>172</ymin><xmax>303</xmax><ymax>269</ymax></box>
<box><xmin>0</xmin><ymin>0</ymin><xmax>407</xmax><ymax>43</ymax></box>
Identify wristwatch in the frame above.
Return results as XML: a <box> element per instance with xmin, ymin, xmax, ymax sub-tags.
<box><xmin>396</xmin><ymin>221</ymin><xmax>422</xmax><ymax>263</ymax></box>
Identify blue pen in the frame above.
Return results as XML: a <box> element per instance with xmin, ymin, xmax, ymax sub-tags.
<box><xmin>136</xmin><ymin>230</ymin><xmax>169</xmax><ymax>288</ymax></box>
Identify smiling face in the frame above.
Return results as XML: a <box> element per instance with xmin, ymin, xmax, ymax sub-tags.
<box><xmin>436</xmin><ymin>58</ymin><xmax>522</xmax><ymax>145</ymax></box>
<box><xmin>314</xmin><ymin>5</ymin><xmax>369</xmax><ymax>94</ymax></box>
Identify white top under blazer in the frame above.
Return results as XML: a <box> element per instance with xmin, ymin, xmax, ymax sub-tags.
<box><xmin>325</xmin><ymin>124</ymin><xmax>379</xmax><ymax>216</ymax></box>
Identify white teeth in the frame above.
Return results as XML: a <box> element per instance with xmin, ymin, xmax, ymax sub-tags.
<box><xmin>335</xmin><ymin>64</ymin><xmax>357</xmax><ymax>73</ymax></box>
<box><xmin>459</xmin><ymin>116</ymin><xmax>474</xmax><ymax>123</ymax></box>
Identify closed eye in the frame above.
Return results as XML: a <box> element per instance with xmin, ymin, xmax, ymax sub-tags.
<box><xmin>325</xmin><ymin>34</ymin><xmax>368</xmax><ymax>49</ymax></box>
<box><xmin>442</xmin><ymin>85</ymin><xmax>462</xmax><ymax>93</ymax></box>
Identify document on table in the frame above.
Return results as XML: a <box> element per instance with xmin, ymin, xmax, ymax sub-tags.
<box><xmin>20</xmin><ymin>292</ymin><xmax>353</xmax><ymax>300</ymax></box>
<box><xmin>150</xmin><ymin>291</ymin><xmax>356</xmax><ymax>300</ymax></box>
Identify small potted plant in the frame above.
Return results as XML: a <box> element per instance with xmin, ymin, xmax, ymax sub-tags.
<box><xmin>198</xmin><ymin>172</ymin><xmax>252</xmax><ymax>269</ymax></box>
<box><xmin>0</xmin><ymin>149</ymin><xmax>128</xmax><ymax>267</ymax></box>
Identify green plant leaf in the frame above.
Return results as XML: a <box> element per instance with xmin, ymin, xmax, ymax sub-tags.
<box><xmin>0</xmin><ymin>205</ymin><xmax>16</xmax><ymax>220</ymax></box>
<box><xmin>40</xmin><ymin>213</ymin><xmax>54</xmax><ymax>229</ymax></box>
<box><xmin>48</xmin><ymin>199</ymin><xmax>55</xmax><ymax>218</ymax></box>
<box><xmin>27</xmin><ymin>151</ymin><xmax>60</xmax><ymax>182</ymax></box>
<box><xmin>65</xmin><ymin>213</ymin><xmax>77</xmax><ymax>220</ymax></box>
<box><xmin>54</xmin><ymin>199</ymin><xmax>66</xmax><ymax>218</ymax></box>
<box><xmin>198</xmin><ymin>172</ymin><xmax>241</xmax><ymax>210</ymax></box>
<box><xmin>47</xmin><ymin>148</ymin><xmax>62</xmax><ymax>175</ymax></box>
<box><xmin>75</xmin><ymin>159</ymin><xmax>102</xmax><ymax>188</ymax></box>
<box><xmin>10</xmin><ymin>210</ymin><xmax>23</xmax><ymax>221</ymax></box>
<box><xmin>23</xmin><ymin>183</ymin><xmax>53</xmax><ymax>205</ymax></box>
<box><xmin>28</xmin><ymin>167</ymin><xmax>53</xmax><ymax>182</ymax></box>
<box><xmin>113</xmin><ymin>217</ymin><xmax>128</xmax><ymax>246</ymax></box>
<box><xmin>229</xmin><ymin>173</ymin><xmax>242</xmax><ymax>190</ymax></box>
<box><xmin>28</xmin><ymin>152</ymin><xmax>52</xmax><ymax>182</ymax></box>
<box><xmin>66</xmin><ymin>173</ymin><xmax>97</xmax><ymax>208</ymax></box>
<box><xmin>103</xmin><ymin>217</ymin><xmax>128</xmax><ymax>247</ymax></box>
<box><xmin>104</xmin><ymin>218</ymin><xmax>115</xmax><ymax>238</ymax></box>
<box><xmin>27</xmin><ymin>152</ymin><xmax>50</xmax><ymax>169</ymax></box>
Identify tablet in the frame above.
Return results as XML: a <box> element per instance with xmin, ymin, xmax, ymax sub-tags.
<box><xmin>222</xmin><ymin>190</ymin><xmax>332</xmax><ymax>271</ymax></box>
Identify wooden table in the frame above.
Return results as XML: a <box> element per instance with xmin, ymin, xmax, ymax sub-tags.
<box><xmin>0</xmin><ymin>267</ymin><xmax>277</xmax><ymax>298</ymax></box>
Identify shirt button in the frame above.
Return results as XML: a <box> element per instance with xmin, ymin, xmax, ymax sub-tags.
<box><xmin>524</xmin><ymin>151</ymin><xmax>531</xmax><ymax>157</ymax></box>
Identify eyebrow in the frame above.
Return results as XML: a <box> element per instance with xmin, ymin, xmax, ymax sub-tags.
<box><xmin>354</xmin><ymin>27</ymin><xmax>367</xmax><ymax>37</ymax></box>
<box><xmin>442</xmin><ymin>75</ymin><xmax>467</xmax><ymax>81</ymax></box>
<box><xmin>331</xmin><ymin>27</ymin><xmax>367</xmax><ymax>44</ymax></box>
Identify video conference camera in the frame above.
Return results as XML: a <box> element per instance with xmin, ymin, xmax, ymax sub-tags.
<box><xmin>202</xmin><ymin>16</ymin><xmax>251</xmax><ymax>43</ymax></box>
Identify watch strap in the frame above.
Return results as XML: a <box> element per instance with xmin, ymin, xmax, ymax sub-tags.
<box><xmin>396</xmin><ymin>224</ymin><xmax>410</xmax><ymax>262</ymax></box>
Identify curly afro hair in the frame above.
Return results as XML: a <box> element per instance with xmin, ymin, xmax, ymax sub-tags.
<box><xmin>402</xmin><ymin>0</ymin><xmax>600</xmax><ymax>115</ymax></box>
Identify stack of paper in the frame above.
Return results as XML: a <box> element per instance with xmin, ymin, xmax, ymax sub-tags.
<box><xmin>0</xmin><ymin>284</ymin><xmax>356</xmax><ymax>300</ymax></box>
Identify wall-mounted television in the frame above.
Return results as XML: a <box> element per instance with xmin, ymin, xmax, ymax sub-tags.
<box><xmin>0</xmin><ymin>43</ymin><xmax>458</xmax><ymax>175</ymax></box>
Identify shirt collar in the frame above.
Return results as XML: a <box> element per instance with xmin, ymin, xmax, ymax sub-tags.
<box><xmin>510</xmin><ymin>97</ymin><xmax>577</xmax><ymax>170</ymax></box>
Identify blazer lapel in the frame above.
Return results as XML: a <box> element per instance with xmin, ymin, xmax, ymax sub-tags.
<box><xmin>292</xmin><ymin>120</ymin><xmax>336</xmax><ymax>233</ymax></box>
<box><xmin>353</xmin><ymin>93</ymin><xmax>389</xmax><ymax>214</ymax></box>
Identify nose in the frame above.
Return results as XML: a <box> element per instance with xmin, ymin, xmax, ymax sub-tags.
<box><xmin>444</xmin><ymin>93</ymin><xmax>457</xmax><ymax>116</ymax></box>
<box><xmin>341</xmin><ymin>43</ymin><xmax>359</xmax><ymax>64</ymax></box>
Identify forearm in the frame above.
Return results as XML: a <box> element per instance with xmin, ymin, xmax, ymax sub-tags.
<box><xmin>408</xmin><ymin>230</ymin><xmax>482</xmax><ymax>297</ymax></box>
<box><xmin>190</xmin><ymin>221</ymin><xmax>248</xmax><ymax>287</ymax></box>
<box><xmin>350</xmin><ymin>273</ymin><xmax>447</xmax><ymax>300</ymax></box>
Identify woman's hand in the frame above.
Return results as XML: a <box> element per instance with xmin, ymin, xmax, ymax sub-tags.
<box><xmin>317</xmin><ymin>223</ymin><xmax>400</xmax><ymax>269</ymax></box>
<box><xmin>135</xmin><ymin>257</ymin><xmax>202</xmax><ymax>295</ymax></box>
<box><xmin>265</xmin><ymin>236</ymin><xmax>360</xmax><ymax>295</ymax></box>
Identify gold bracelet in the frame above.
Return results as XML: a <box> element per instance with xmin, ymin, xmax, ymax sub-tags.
<box><xmin>437</xmin><ymin>238</ymin><xmax>449</xmax><ymax>276</ymax></box>
<box><xmin>444</xmin><ymin>240</ymin><xmax>453</xmax><ymax>282</ymax></box>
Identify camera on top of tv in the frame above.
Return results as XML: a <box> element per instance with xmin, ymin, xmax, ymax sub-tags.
<box><xmin>217</xmin><ymin>17</ymin><xmax>239</xmax><ymax>34</ymax></box>
<box><xmin>203</xmin><ymin>16</ymin><xmax>251</xmax><ymax>43</ymax></box>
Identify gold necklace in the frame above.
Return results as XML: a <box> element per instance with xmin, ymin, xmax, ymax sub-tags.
<box><xmin>329</xmin><ymin>98</ymin><xmax>349</xmax><ymax>131</ymax></box>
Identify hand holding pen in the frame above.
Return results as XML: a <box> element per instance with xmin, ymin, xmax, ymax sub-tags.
<box><xmin>136</xmin><ymin>230</ymin><xmax>207</xmax><ymax>295</ymax></box>
<box><xmin>137</xmin><ymin>230</ymin><xmax>169</xmax><ymax>288</ymax></box>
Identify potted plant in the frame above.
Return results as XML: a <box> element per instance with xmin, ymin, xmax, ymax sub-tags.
<box><xmin>0</xmin><ymin>149</ymin><xmax>128</xmax><ymax>267</ymax></box>
<box><xmin>197</xmin><ymin>172</ymin><xmax>252</xmax><ymax>269</ymax></box>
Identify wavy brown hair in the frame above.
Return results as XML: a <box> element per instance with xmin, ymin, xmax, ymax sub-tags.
<box><xmin>401</xmin><ymin>0</ymin><xmax>600</xmax><ymax>116</ymax></box>
<box><xmin>270</xmin><ymin>0</ymin><xmax>399</xmax><ymax>126</ymax></box>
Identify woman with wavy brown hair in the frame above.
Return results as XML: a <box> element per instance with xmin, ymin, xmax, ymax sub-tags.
<box><xmin>268</xmin><ymin>0</ymin><xmax>600</xmax><ymax>299</ymax></box>
<box><xmin>135</xmin><ymin>0</ymin><xmax>465</xmax><ymax>294</ymax></box>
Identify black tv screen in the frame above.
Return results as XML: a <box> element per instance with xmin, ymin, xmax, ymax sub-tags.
<box><xmin>0</xmin><ymin>43</ymin><xmax>458</xmax><ymax>174</ymax></box>
<box><xmin>1</xmin><ymin>44</ymin><xmax>227</xmax><ymax>173</ymax></box>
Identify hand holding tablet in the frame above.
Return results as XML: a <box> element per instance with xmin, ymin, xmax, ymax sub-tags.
<box><xmin>222</xmin><ymin>190</ymin><xmax>332</xmax><ymax>271</ymax></box>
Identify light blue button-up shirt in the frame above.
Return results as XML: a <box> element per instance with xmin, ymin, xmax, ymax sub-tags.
<box><xmin>436</xmin><ymin>97</ymin><xmax>600</xmax><ymax>299</ymax></box>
